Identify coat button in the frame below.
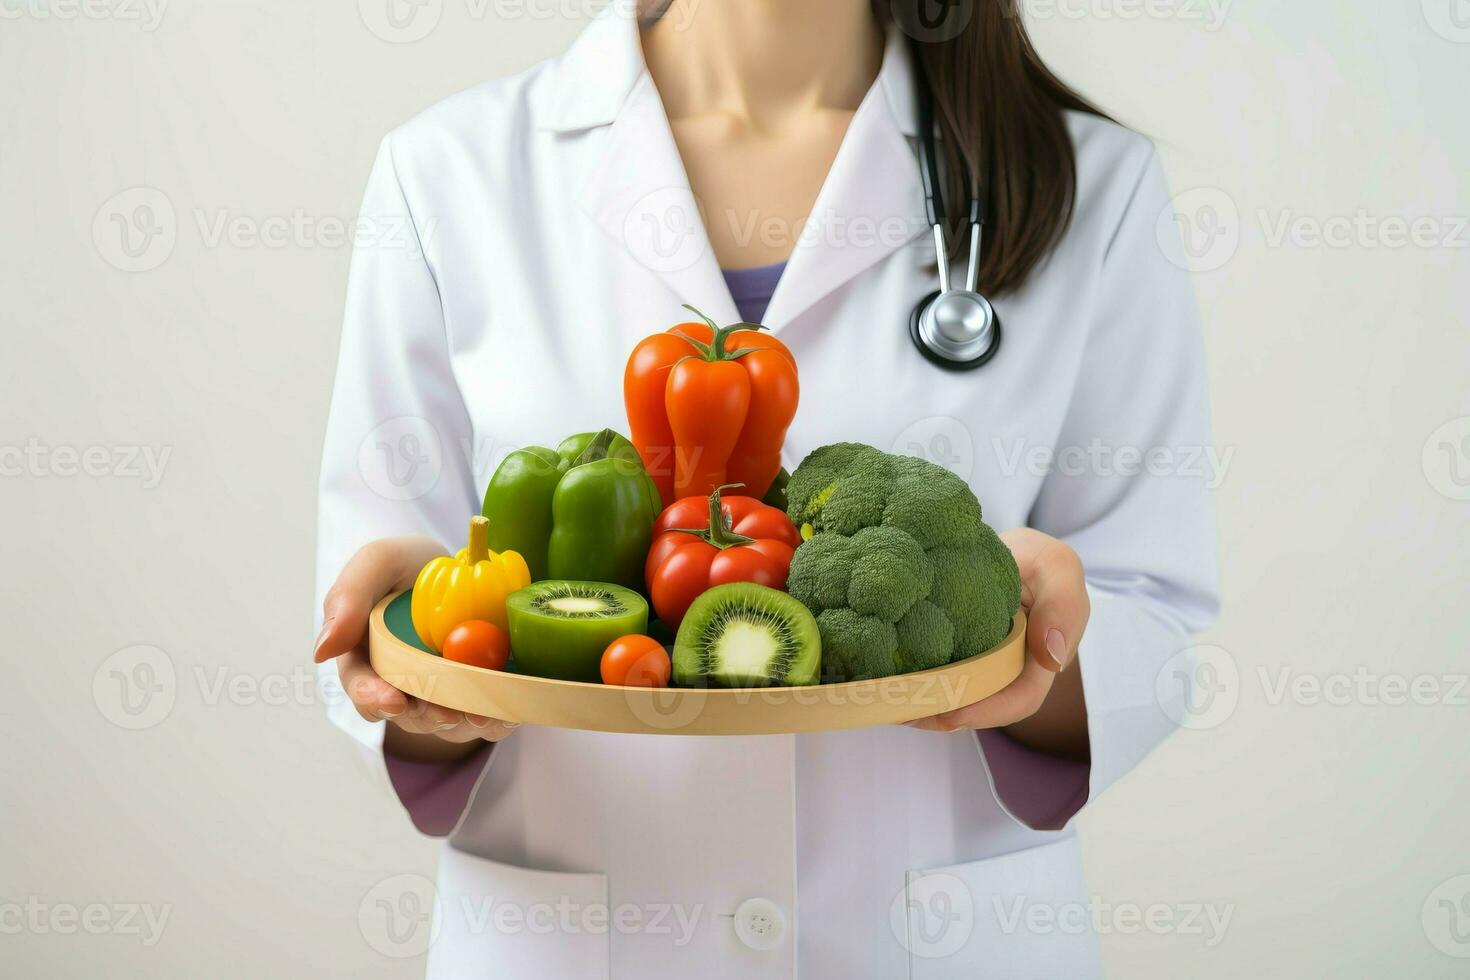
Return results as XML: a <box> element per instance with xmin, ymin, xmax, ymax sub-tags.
<box><xmin>733</xmin><ymin>897</ymin><xmax>786</xmax><ymax>951</ymax></box>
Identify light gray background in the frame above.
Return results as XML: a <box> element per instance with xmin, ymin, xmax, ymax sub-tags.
<box><xmin>2</xmin><ymin>1</ymin><xmax>1467</xmax><ymax>976</ymax></box>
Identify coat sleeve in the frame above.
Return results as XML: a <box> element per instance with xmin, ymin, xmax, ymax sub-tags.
<box><xmin>314</xmin><ymin>134</ymin><xmax>481</xmax><ymax>787</ymax></box>
<box><xmin>979</xmin><ymin>146</ymin><xmax>1222</xmax><ymax>831</ymax></box>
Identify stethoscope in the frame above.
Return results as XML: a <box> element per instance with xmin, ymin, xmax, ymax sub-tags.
<box><xmin>908</xmin><ymin>52</ymin><xmax>1003</xmax><ymax>371</ymax></box>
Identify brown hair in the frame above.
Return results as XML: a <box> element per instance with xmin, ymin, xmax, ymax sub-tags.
<box><xmin>887</xmin><ymin>1</ymin><xmax>1108</xmax><ymax>294</ymax></box>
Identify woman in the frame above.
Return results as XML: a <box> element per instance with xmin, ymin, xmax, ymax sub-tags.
<box><xmin>315</xmin><ymin>1</ymin><xmax>1219</xmax><ymax>976</ymax></box>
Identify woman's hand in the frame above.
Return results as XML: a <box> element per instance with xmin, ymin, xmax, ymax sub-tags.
<box><xmin>907</xmin><ymin>528</ymin><xmax>1091</xmax><ymax>759</ymax></box>
<box><xmin>313</xmin><ymin>536</ymin><xmax>521</xmax><ymax>761</ymax></box>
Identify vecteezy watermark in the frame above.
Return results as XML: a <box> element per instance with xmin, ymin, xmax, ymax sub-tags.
<box><xmin>1258</xmin><ymin>666</ymin><xmax>1468</xmax><ymax>708</ymax></box>
<box><xmin>93</xmin><ymin>187</ymin><xmax>177</xmax><ymax>273</ymax></box>
<box><xmin>1422</xmin><ymin>0</ymin><xmax>1470</xmax><ymax>44</ymax></box>
<box><xmin>619</xmin><ymin>189</ymin><xmax>924</xmax><ymax>275</ymax></box>
<box><xmin>1156</xmin><ymin>644</ymin><xmax>1240</xmax><ymax>730</ymax></box>
<box><xmin>891</xmin><ymin>872</ymin><xmax>975</xmax><ymax>959</ymax></box>
<box><xmin>1423</xmin><ymin>874</ymin><xmax>1470</xmax><ymax>958</ymax></box>
<box><xmin>1422</xmin><ymin>416</ymin><xmax>1470</xmax><ymax>501</ymax></box>
<box><xmin>92</xmin><ymin>647</ymin><xmax>427</xmax><ymax>730</ymax></box>
<box><xmin>1020</xmin><ymin>0</ymin><xmax>1231</xmax><ymax>31</ymax></box>
<box><xmin>0</xmin><ymin>439</ymin><xmax>172</xmax><ymax>488</ymax></box>
<box><xmin>93</xmin><ymin>186</ymin><xmax>436</xmax><ymax>272</ymax></box>
<box><xmin>356</xmin><ymin>0</ymin><xmax>650</xmax><ymax>43</ymax></box>
<box><xmin>893</xmin><ymin>417</ymin><xmax>976</xmax><ymax>481</ymax></box>
<box><xmin>93</xmin><ymin>645</ymin><xmax>178</xmax><ymax>730</ymax></box>
<box><xmin>358</xmin><ymin>873</ymin><xmax>703</xmax><ymax>957</ymax></box>
<box><xmin>1158</xmin><ymin>187</ymin><xmax>1242</xmax><ymax>274</ymax></box>
<box><xmin>993</xmin><ymin>895</ymin><xmax>1234</xmax><ymax>948</ymax></box>
<box><xmin>0</xmin><ymin>0</ymin><xmax>169</xmax><ymax>30</ymax></box>
<box><xmin>1259</xmin><ymin>210</ymin><xmax>1470</xmax><ymax>251</ymax></box>
<box><xmin>992</xmin><ymin>436</ymin><xmax>1235</xmax><ymax>489</ymax></box>
<box><xmin>192</xmin><ymin>208</ymin><xmax>434</xmax><ymax>253</ymax></box>
<box><xmin>358</xmin><ymin>416</ymin><xmax>445</xmax><ymax>502</ymax></box>
<box><xmin>1160</xmin><ymin>186</ymin><xmax>1470</xmax><ymax>272</ymax></box>
<box><xmin>1155</xmin><ymin>643</ymin><xmax>1470</xmax><ymax>731</ymax></box>
<box><xmin>0</xmin><ymin>898</ymin><xmax>172</xmax><ymax>946</ymax></box>
<box><xmin>360</xmin><ymin>874</ymin><xmax>442</xmax><ymax>958</ymax></box>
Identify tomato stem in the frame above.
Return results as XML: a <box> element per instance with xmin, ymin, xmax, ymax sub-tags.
<box><xmin>668</xmin><ymin>483</ymin><xmax>756</xmax><ymax>550</ymax></box>
<box><xmin>679</xmin><ymin>304</ymin><xmax>768</xmax><ymax>362</ymax></box>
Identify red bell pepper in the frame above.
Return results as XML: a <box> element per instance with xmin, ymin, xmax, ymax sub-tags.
<box><xmin>624</xmin><ymin>305</ymin><xmax>799</xmax><ymax>506</ymax></box>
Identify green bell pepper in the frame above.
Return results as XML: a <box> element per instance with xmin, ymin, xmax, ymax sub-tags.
<box><xmin>482</xmin><ymin>429</ymin><xmax>661</xmax><ymax>590</ymax></box>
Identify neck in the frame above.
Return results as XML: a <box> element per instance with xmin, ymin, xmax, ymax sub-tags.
<box><xmin>641</xmin><ymin>0</ymin><xmax>884</xmax><ymax>132</ymax></box>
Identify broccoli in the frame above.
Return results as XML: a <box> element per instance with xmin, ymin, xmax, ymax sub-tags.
<box><xmin>785</xmin><ymin>443</ymin><xmax>1021</xmax><ymax>682</ymax></box>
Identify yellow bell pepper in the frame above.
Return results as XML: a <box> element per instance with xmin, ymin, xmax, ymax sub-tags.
<box><xmin>411</xmin><ymin>516</ymin><xmax>531</xmax><ymax>653</ymax></box>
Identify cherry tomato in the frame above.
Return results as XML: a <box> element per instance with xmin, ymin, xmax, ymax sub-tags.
<box><xmin>600</xmin><ymin>634</ymin><xmax>671</xmax><ymax>687</ymax></box>
<box><xmin>442</xmin><ymin>620</ymin><xmax>510</xmax><ymax>671</ymax></box>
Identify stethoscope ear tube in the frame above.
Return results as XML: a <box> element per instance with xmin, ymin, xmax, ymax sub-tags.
<box><xmin>908</xmin><ymin>40</ymin><xmax>1001</xmax><ymax>371</ymax></box>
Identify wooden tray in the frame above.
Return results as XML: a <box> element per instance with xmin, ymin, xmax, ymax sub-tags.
<box><xmin>368</xmin><ymin>591</ymin><xmax>1026</xmax><ymax>736</ymax></box>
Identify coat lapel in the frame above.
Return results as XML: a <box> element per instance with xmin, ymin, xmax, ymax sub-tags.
<box><xmin>547</xmin><ymin>8</ymin><xmax>926</xmax><ymax>331</ymax></box>
<box><xmin>762</xmin><ymin>29</ymin><xmax>927</xmax><ymax>330</ymax></box>
<box><xmin>554</xmin><ymin>6</ymin><xmax>738</xmax><ymax>325</ymax></box>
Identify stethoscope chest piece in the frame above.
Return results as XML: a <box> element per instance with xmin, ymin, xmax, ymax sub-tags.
<box><xmin>907</xmin><ymin>38</ymin><xmax>1003</xmax><ymax>373</ymax></box>
<box><xmin>910</xmin><ymin>287</ymin><xmax>1002</xmax><ymax>371</ymax></box>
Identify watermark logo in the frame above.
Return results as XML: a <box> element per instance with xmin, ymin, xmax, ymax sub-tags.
<box><xmin>359</xmin><ymin>0</ymin><xmax>443</xmax><ymax>42</ymax></box>
<box><xmin>1155</xmin><ymin>644</ymin><xmax>1238</xmax><ymax>730</ymax></box>
<box><xmin>1422</xmin><ymin>417</ymin><xmax>1470</xmax><ymax>501</ymax></box>
<box><xmin>360</xmin><ymin>873</ymin><xmax>442</xmax><ymax>958</ymax></box>
<box><xmin>1159</xmin><ymin>187</ymin><xmax>1240</xmax><ymax>273</ymax></box>
<box><xmin>893</xmin><ymin>416</ymin><xmax>975</xmax><ymax>481</ymax></box>
<box><xmin>1423</xmin><ymin>874</ymin><xmax>1470</xmax><ymax>958</ymax></box>
<box><xmin>358</xmin><ymin>416</ymin><xmax>444</xmax><ymax>501</ymax></box>
<box><xmin>93</xmin><ymin>187</ymin><xmax>177</xmax><ymax>272</ymax></box>
<box><xmin>890</xmin><ymin>0</ymin><xmax>975</xmax><ymax>42</ymax></box>
<box><xmin>93</xmin><ymin>645</ymin><xmax>177</xmax><ymax>730</ymax></box>
<box><xmin>891</xmin><ymin>872</ymin><xmax>974</xmax><ymax>959</ymax></box>
<box><xmin>623</xmin><ymin>187</ymin><xmax>707</xmax><ymax>274</ymax></box>
<box><xmin>1422</xmin><ymin>0</ymin><xmax>1470</xmax><ymax>43</ymax></box>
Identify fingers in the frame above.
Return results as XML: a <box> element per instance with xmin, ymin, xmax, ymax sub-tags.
<box><xmin>1001</xmin><ymin>529</ymin><xmax>1090</xmax><ymax>674</ymax></box>
<box><xmin>906</xmin><ymin>658</ymin><xmax>1056</xmax><ymax>733</ymax></box>
<box><xmin>315</xmin><ymin>536</ymin><xmax>445</xmax><ymax>663</ymax></box>
<box><xmin>338</xmin><ymin>648</ymin><xmax>410</xmax><ymax>721</ymax></box>
<box><xmin>339</xmin><ymin>648</ymin><xmax>520</xmax><ymax>742</ymax></box>
<box><xmin>391</xmin><ymin>701</ymin><xmax>520</xmax><ymax>743</ymax></box>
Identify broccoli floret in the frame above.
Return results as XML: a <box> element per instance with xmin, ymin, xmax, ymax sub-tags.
<box><xmin>782</xmin><ymin>530</ymin><xmax>854</xmax><ymax>611</ymax></box>
<box><xmin>815</xmin><ymin>608</ymin><xmax>898</xmax><ymax>682</ymax></box>
<box><xmin>883</xmin><ymin>456</ymin><xmax>986</xmax><ymax>550</ymax></box>
<box><xmin>784</xmin><ymin>444</ymin><xmax>1022</xmax><ymax>682</ymax></box>
<box><xmin>786</xmin><ymin>443</ymin><xmax>893</xmax><ymax>535</ymax></box>
<box><xmin>894</xmin><ymin>599</ymin><xmax>954</xmax><ymax>674</ymax></box>
<box><xmin>846</xmin><ymin>525</ymin><xmax>931</xmax><ymax>621</ymax></box>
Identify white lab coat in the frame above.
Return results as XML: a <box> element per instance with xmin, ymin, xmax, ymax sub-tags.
<box><xmin>316</xmin><ymin>6</ymin><xmax>1219</xmax><ymax>978</ymax></box>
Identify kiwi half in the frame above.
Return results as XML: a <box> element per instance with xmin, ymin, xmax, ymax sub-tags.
<box><xmin>506</xmin><ymin>581</ymin><xmax>648</xmax><ymax>682</ymax></box>
<box><xmin>673</xmin><ymin>583</ymin><xmax>821</xmax><ymax>688</ymax></box>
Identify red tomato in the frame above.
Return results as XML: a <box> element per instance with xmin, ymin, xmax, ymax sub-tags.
<box><xmin>442</xmin><ymin>620</ymin><xmax>511</xmax><ymax>670</ymax></box>
<box><xmin>600</xmin><ymin>635</ymin><xmax>671</xmax><ymax>688</ymax></box>
<box><xmin>644</xmin><ymin>485</ymin><xmax>801</xmax><ymax>628</ymax></box>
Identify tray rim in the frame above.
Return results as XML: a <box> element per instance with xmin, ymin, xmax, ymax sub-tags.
<box><xmin>368</xmin><ymin>590</ymin><xmax>1027</xmax><ymax>735</ymax></box>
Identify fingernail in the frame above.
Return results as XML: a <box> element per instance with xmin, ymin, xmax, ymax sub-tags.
<box><xmin>1045</xmin><ymin>628</ymin><xmax>1067</xmax><ymax>670</ymax></box>
<box><xmin>313</xmin><ymin>618</ymin><xmax>335</xmax><ymax>660</ymax></box>
<box><xmin>433</xmin><ymin>721</ymin><xmax>457</xmax><ymax>732</ymax></box>
<box><xmin>501</xmin><ymin>721</ymin><xmax>520</xmax><ymax>729</ymax></box>
<box><xmin>466</xmin><ymin>714</ymin><xmax>494</xmax><ymax>729</ymax></box>
<box><xmin>378</xmin><ymin>707</ymin><xmax>403</xmax><ymax>720</ymax></box>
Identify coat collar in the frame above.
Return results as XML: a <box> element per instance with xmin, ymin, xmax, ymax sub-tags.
<box><xmin>547</xmin><ymin>4</ymin><xmax>927</xmax><ymax>330</ymax></box>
